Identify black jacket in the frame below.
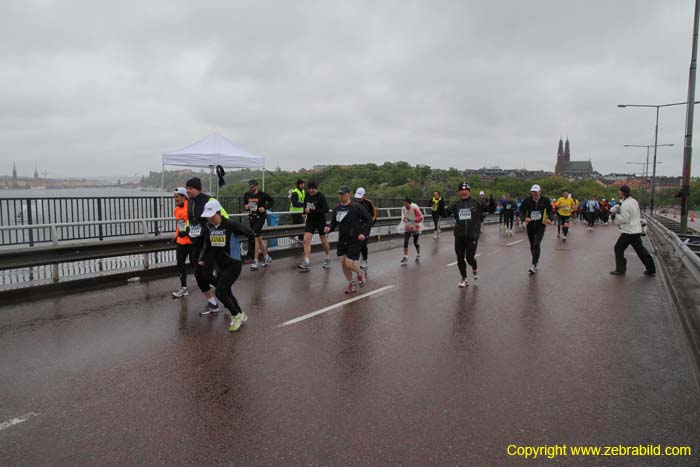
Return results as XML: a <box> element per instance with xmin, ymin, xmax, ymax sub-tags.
<box><xmin>521</xmin><ymin>196</ymin><xmax>553</xmax><ymax>229</ymax></box>
<box><xmin>200</xmin><ymin>218</ymin><xmax>254</xmax><ymax>267</ymax></box>
<box><xmin>187</xmin><ymin>192</ymin><xmax>214</xmax><ymax>242</ymax></box>
<box><xmin>328</xmin><ymin>201</ymin><xmax>372</xmax><ymax>241</ymax></box>
<box><xmin>445</xmin><ymin>197</ymin><xmax>487</xmax><ymax>239</ymax></box>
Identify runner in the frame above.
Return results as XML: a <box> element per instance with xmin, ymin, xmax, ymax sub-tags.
<box><xmin>445</xmin><ymin>182</ymin><xmax>487</xmax><ymax>288</ymax></box>
<box><xmin>599</xmin><ymin>198</ymin><xmax>611</xmax><ymax>225</ymax></box>
<box><xmin>400</xmin><ymin>198</ymin><xmax>424</xmax><ymax>265</ymax></box>
<box><xmin>430</xmin><ymin>191</ymin><xmax>445</xmax><ymax>239</ymax></box>
<box><xmin>289</xmin><ymin>178</ymin><xmax>306</xmax><ymax>244</ymax></box>
<box><xmin>479</xmin><ymin>191</ymin><xmax>487</xmax><ymax>232</ymax></box>
<box><xmin>199</xmin><ymin>200</ymin><xmax>255</xmax><ymax>332</ymax></box>
<box><xmin>298</xmin><ymin>181</ymin><xmax>331</xmax><ymax>271</ymax></box>
<box><xmin>609</xmin><ymin>185</ymin><xmax>656</xmax><ymax>276</ymax></box>
<box><xmin>498</xmin><ymin>194</ymin><xmax>507</xmax><ymax>231</ymax></box>
<box><xmin>172</xmin><ymin>187</ymin><xmax>194</xmax><ymax>298</ymax></box>
<box><xmin>586</xmin><ymin>196</ymin><xmax>600</xmax><ymax>230</ymax></box>
<box><xmin>355</xmin><ymin>187</ymin><xmax>377</xmax><ymax>269</ymax></box>
<box><xmin>186</xmin><ymin>177</ymin><xmax>226</xmax><ymax>314</ymax></box>
<box><xmin>324</xmin><ymin>186</ymin><xmax>372</xmax><ymax>294</ymax></box>
<box><xmin>555</xmin><ymin>190</ymin><xmax>574</xmax><ymax>242</ymax></box>
<box><xmin>503</xmin><ymin>194</ymin><xmax>516</xmax><ymax>236</ymax></box>
<box><xmin>243</xmin><ymin>180</ymin><xmax>274</xmax><ymax>270</ymax></box>
<box><xmin>521</xmin><ymin>184</ymin><xmax>553</xmax><ymax>274</ymax></box>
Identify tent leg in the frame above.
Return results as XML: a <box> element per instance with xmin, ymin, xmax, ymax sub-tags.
<box><xmin>161</xmin><ymin>165</ymin><xmax>164</xmax><ymax>192</ymax></box>
<box><xmin>262</xmin><ymin>167</ymin><xmax>265</xmax><ymax>191</ymax></box>
<box><xmin>209</xmin><ymin>166</ymin><xmax>213</xmax><ymax>193</ymax></box>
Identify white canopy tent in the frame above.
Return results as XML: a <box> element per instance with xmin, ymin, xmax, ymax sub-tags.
<box><xmin>161</xmin><ymin>133</ymin><xmax>266</xmax><ymax>195</ymax></box>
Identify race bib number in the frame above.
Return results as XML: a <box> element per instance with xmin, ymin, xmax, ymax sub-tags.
<box><xmin>530</xmin><ymin>211</ymin><xmax>542</xmax><ymax>221</ymax></box>
<box><xmin>189</xmin><ymin>224</ymin><xmax>202</xmax><ymax>238</ymax></box>
<box><xmin>506</xmin><ymin>204</ymin><xmax>511</xmax><ymax>210</ymax></box>
<box><xmin>458</xmin><ymin>208</ymin><xmax>472</xmax><ymax>221</ymax></box>
<box><xmin>176</xmin><ymin>220</ymin><xmax>186</xmax><ymax>231</ymax></box>
<box><xmin>307</xmin><ymin>202</ymin><xmax>315</xmax><ymax>210</ymax></box>
<box><xmin>210</xmin><ymin>235</ymin><xmax>226</xmax><ymax>247</ymax></box>
<box><xmin>248</xmin><ymin>202</ymin><xmax>258</xmax><ymax>212</ymax></box>
<box><xmin>335</xmin><ymin>210</ymin><xmax>348</xmax><ymax>223</ymax></box>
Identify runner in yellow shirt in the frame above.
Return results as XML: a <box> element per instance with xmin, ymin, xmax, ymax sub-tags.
<box><xmin>555</xmin><ymin>190</ymin><xmax>574</xmax><ymax>242</ymax></box>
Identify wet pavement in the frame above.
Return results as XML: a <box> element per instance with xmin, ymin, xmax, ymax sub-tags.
<box><xmin>1</xmin><ymin>222</ymin><xmax>700</xmax><ymax>466</ymax></box>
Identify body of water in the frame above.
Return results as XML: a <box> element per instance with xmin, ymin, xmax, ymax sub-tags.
<box><xmin>0</xmin><ymin>187</ymin><xmax>170</xmax><ymax>198</ymax></box>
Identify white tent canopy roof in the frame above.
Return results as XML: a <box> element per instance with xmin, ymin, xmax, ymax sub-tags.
<box><xmin>162</xmin><ymin>133</ymin><xmax>265</xmax><ymax>169</ymax></box>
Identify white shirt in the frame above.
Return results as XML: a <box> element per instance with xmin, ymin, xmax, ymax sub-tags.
<box><xmin>615</xmin><ymin>196</ymin><xmax>642</xmax><ymax>234</ymax></box>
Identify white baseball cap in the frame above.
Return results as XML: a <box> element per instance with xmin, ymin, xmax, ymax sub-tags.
<box><xmin>530</xmin><ymin>184</ymin><xmax>541</xmax><ymax>192</ymax></box>
<box><xmin>479</xmin><ymin>191</ymin><xmax>485</xmax><ymax>195</ymax></box>
<box><xmin>201</xmin><ymin>199</ymin><xmax>222</xmax><ymax>218</ymax></box>
<box><xmin>354</xmin><ymin>187</ymin><xmax>366</xmax><ymax>198</ymax></box>
<box><xmin>173</xmin><ymin>187</ymin><xmax>188</xmax><ymax>197</ymax></box>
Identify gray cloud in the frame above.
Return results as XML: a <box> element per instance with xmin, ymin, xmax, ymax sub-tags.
<box><xmin>0</xmin><ymin>0</ymin><xmax>696</xmax><ymax>178</ymax></box>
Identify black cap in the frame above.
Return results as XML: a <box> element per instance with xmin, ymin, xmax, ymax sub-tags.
<box><xmin>458</xmin><ymin>182</ymin><xmax>471</xmax><ymax>191</ymax></box>
<box><xmin>248</xmin><ymin>179</ymin><xmax>258</xmax><ymax>187</ymax></box>
<box><xmin>296</xmin><ymin>178</ymin><xmax>305</xmax><ymax>186</ymax></box>
<box><xmin>619</xmin><ymin>185</ymin><xmax>631</xmax><ymax>196</ymax></box>
<box><xmin>186</xmin><ymin>177</ymin><xmax>202</xmax><ymax>191</ymax></box>
<box><xmin>338</xmin><ymin>185</ymin><xmax>350</xmax><ymax>194</ymax></box>
<box><xmin>307</xmin><ymin>181</ymin><xmax>318</xmax><ymax>189</ymax></box>
<box><xmin>404</xmin><ymin>197</ymin><xmax>412</xmax><ymax>204</ymax></box>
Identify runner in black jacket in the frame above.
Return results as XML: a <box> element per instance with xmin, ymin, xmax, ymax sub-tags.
<box><xmin>520</xmin><ymin>184</ymin><xmax>554</xmax><ymax>274</ymax></box>
<box><xmin>445</xmin><ymin>182</ymin><xmax>487</xmax><ymax>288</ymax></box>
<box><xmin>199</xmin><ymin>200</ymin><xmax>254</xmax><ymax>332</ymax></box>
<box><xmin>324</xmin><ymin>186</ymin><xmax>372</xmax><ymax>294</ymax></box>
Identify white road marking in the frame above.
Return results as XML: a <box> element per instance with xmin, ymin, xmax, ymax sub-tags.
<box><xmin>279</xmin><ymin>285</ymin><xmax>395</xmax><ymax>327</ymax></box>
<box><xmin>447</xmin><ymin>253</ymin><xmax>480</xmax><ymax>267</ymax></box>
<box><xmin>0</xmin><ymin>412</ymin><xmax>38</xmax><ymax>432</ymax></box>
<box><xmin>506</xmin><ymin>239</ymin><xmax>524</xmax><ymax>246</ymax></box>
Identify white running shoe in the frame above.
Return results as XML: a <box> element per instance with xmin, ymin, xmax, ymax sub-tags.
<box><xmin>528</xmin><ymin>265</ymin><xmax>537</xmax><ymax>275</ymax></box>
<box><xmin>415</xmin><ymin>254</ymin><xmax>421</xmax><ymax>263</ymax></box>
<box><xmin>250</xmin><ymin>261</ymin><xmax>260</xmax><ymax>270</ymax></box>
<box><xmin>171</xmin><ymin>286</ymin><xmax>189</xmax><ymax>298</ymax></box>
<box><xmin>262</xmin><ymin>255</ymin><xmax>273</xmax><ymax>267</ymax></box>
<box><xmin>458</xmin><ymin>279</ymin><xmax>468</xmax><ymax>288</ymax></box>
<box><xmin>400</xmin><ymin>256</ymin><xmax>408</xmax><ymax>265</ymax></box>
<box><xmin>359</xmin><ymin>259</ymin><xmax>368</xmax><ymax>269</ymax></box>
<box><xmin>322</xmin><ymin>258</ymin><xmax>331</xmax><ymax>269</ymax></box>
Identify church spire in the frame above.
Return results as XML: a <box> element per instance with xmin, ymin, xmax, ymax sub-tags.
<box><xmin>557</xmin><ymin>138</ymin><xmax>564</xmax><ymax>160</ymax></box>
<box><xmin>12</xmin><ymin>162</ymin><xmax>17</xmax><ymax>180</ymax></box>
<box><xmin>564</xmin><ymin>138</ymin><xmax>571</xmax><ymax>162</ymax></box>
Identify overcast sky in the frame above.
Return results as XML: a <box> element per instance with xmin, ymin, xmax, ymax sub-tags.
<box><xmin>1</xmin><ymin>0</ymin><xmax>698</xmax><ymax>178</ymax></box>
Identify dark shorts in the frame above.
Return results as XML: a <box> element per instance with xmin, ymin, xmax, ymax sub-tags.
<box><xmin>249</xmin><ymin>217</ymin><xmax>266</xmax><ymax>237</ymax></box>
<box><xmin>337</xmin><ymin>239</ymin><xmax>362</xmax><ymax>261</ymax></box>
<box><xmin>304</xmin><ymin>220</ymin><xmax>327</xmax><ymax>235</ymax></box>
<box><xmin>558</xmin><ymin>215</ymin><xmax>571</xmax><ymax>225</ymax></box>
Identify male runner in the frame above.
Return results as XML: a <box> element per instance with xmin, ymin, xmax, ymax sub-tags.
<box><xmin>555</xmin><ymin>190</ymin><xmax>574</xmax><ymax>241</ymax></box>
<box><xmin>445</xmin><ymin>182</ymin><xmax>487</xmax><ymax>288</ymax></box>
<box><xmin>298</xmin><ymin>181</ymin><xmax>331</xmax><ymax>271</ymax></box>
<box><xmin>244</xmin><ymin>180</ymin><xmax>274</xmax><ymax>270</ymax></box>
<box><xmin>521</xmin><ymin>184</ymin><xmax>553</xmax><ymax>274</ymax></box>
<box><xmin>355</xmin><ymin>187</ymin><xmax>377</xmax><ymax>269</ymax></box>
<box><xmin>503</xmin><ymin>194</ymin><xmax>516</xmax><ymax>236</ymax></box>
<box><xmin>200</xmin><ymin>200</ymin><xmax>255</xmax><ymax>332</ymax></box>
<box><xmin>324</xmin><ymin>186</ymin><xmax>372</xmax><ymax>294</ymax></box>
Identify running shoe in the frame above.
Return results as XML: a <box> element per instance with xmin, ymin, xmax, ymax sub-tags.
<box><xmin>250</xmin><ymin>261</ymin><xmax>260</xmax><ymax>270</ymax></box>
<box><xmin>200</xmin><ymin>302</ymin><xmax>220</xmax><ymax>316</ymax></box>
<box><xmin>298</xmin><ymin>261</ymin><xmax>311</xmax><ymax>271</ymax></box>
<box><xmin>171</xmin><ymin>286</ymin><xmax>189</xmax><ymax>298</ymax></box>
<box><xmin>400</xmin><ymin>256</ymin><xmax>408</xmax><ymax>265</ymax></box>
<box><xmin>528</xmin><ymin>265</ymin><xmax>537</xmax><ymax>275</ymax></box>
<box><xmin>472</xmin><ymin>270</ymin><xmax>478</xmax><ymax>281</ymax></box>
<box><xmin>229</xmin><ymin>313</ymin><xmax>245</xmax><ymax>332</ymax></box>
<box><xmin>562</xmin><ymin>235</ymin><xmax>567</xmax><ymax>242</ymax></box>
<box><xmin>458</xmin><ymin>278</ymin><xmax>468</xmax><ymax>288</ymax></box>
<box><xmin>433</xmin><ymin>234</ymin><xmax>437</xmax><ymax>240</ymax></box>
<box><xmin>345</xmin><ymin>281</ymin><xmax>358</xmax><ymax>294</ymax></box>
<box><xmin>609</xmin><ymin>270</ymin><xmax>625</xmax><ymax>276</ymax></box>
<box><xmin>262</xmin><ymin>256</ymin><xmax>273</xmax><ymax>267</ymax></box>
<box><xmin>359</xmin><ymin>259</ymin><xmax>368</xmax><ymax>269</ymax></box>
<box><xmin>357</xmin><ymin>271</ymin><xmax>366</xmax><ymax>288</ymax></box>
<box><xmin>322</xmin><ymin>258</ymin><xmax>331</xmax><ymax>269</ymax></box>
<box><xmin>415</xmin><ymin>254</ymin><xmax>421</xmax><ymax>263</ymax></box>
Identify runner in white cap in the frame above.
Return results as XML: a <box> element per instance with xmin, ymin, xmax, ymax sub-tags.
<box><xmin>520</xmin><ymin>184</ymin><xmax>553</xmax><ymax>274</ymax></box>
<box><xmin>478</xmin><ymin>191</ymin><xmax>487</xmax><ymax>232</ymax></box>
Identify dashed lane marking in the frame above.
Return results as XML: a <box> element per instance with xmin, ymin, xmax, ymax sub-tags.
<box><xmin>0</xmin><ymin>412</ymin><xmax>38</xmax><ymax>432</ymax></box>
<box><xmin>506</xmin><ymin>239</ymin><xmax>524</xmax><ymax>246</ymax></box>
<box><xmin>279</xmin><ymin>285</ymin><xmax>395</xmax><ymax>327</ymax></box>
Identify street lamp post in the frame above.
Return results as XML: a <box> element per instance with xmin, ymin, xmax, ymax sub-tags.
<box><xmin>618</xmin><ymin>102</ymin><xmax>700</xmax><ymax>213</ymax></box>
<box><xmin>624</xmin><ymin>144</ymin><xmax>673</xmax><ymax>213</ymax></box>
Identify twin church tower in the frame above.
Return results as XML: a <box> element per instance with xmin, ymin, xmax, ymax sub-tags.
<box><xmin>554</xmin><ymin>138</ymin><xmax>593</xmax><ymax>178</ymax></box>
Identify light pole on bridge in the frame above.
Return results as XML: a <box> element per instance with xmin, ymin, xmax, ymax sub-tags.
<box><xmin>624</xmin><ymin>144</ymin><xmax>673</xmax><ymax>213</ymax></box>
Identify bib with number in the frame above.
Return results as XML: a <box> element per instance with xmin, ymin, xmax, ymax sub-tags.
<box><xmin>209</xmin><ymin>229</ymin><xmax>226</xmax><ymax>247</ymax></box>
<box><xmin>458</xmin><ymin>208</ymin><xmax>472</xmax><ymax>221</ymax></box>
<box><xmin>307</xmin><ymin>202</ymin><xmax>315</xmax><ymax>210</ymax></box>
<box><xmin>189</xmin><ymin>224</ymin><xmax>202</xmax><ymax>238</ymax></box>
<box><xmin>248</xmin><ymin>202</ymin><xmax>258</xmax><ymax>212</ymax></box>
<box><xmin>530</xmin><ymin>211</ymin><xmax>542</xmax><ymax>221</ymax></box>
<box><xmin>506</xmin><ymin>204</ymin><xmax>512</xmax><ymax>209</ymax></box>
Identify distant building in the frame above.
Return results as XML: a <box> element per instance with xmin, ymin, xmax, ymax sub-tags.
<box><xmin>463</xmin><ymin>167</ymin><xmax>554</xmax><ymax>181</ymax></box>
<box><xmin>555</xmin><ymin>138</ymin><xmax>594</xmax><ymax>178</ymax></box>
<box><xmin>12</xmin><ymin>162</ymin><xmax>17</xmax><ymax>180</ymax></box>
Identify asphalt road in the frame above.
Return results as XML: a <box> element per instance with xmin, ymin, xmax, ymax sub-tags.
<box><xmin>1</xmin><ymin>221</ymin><xmax>699</xmax><ymax>466</ymax></box>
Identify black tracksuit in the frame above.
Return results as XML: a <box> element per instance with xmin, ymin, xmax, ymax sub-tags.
<box><xmin>445</xmin><ymin>196</ymin><xmax>487</xmax><ymax>279</ymax></box>
<box><xmin>521</xmin><ymin>195</ymin><xmax>554</xmax><ymax>267</ymax></box>
<box><xmin>187</xmin><ymin>192</ymin><xmax>216</xmax><ymax>293</ymax></box>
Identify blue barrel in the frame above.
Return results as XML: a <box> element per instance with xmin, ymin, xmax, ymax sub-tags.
<box><xmin>266</xmin><ymin>211</ymin><xmax>279</xmax><ymax>247</ymax></box>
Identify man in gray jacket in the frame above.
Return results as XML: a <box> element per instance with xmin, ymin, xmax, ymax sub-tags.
<box><xmin>610</xmin><ymin>185</ymin><xmax>656</xmax><ymax>276</ymax></box>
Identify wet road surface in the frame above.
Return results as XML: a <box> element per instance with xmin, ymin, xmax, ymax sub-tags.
<box><xmin>1</xmin><ymin>222</ymin><xmax>700</xmax><ymax>466</ymax></box>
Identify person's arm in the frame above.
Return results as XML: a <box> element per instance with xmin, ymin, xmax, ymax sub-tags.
<box><xmin>199</xmin><ymin>228</ymin><xmax>210</xmax><ymax>264</ymax></box>
<box><xmin>230</xmin><ymin>219</ymin><xmax>255</xmax><ymax>238</ymax></box>
<box><xmin>356</xmin><ymin>203</ymin><xmax>372</xmax><ymax>237</ymax></box>
<box><xmin>369</xmin><ymin>201</ymin><xmax>377</xmax><ymax>223</ymax></box>
<box><xmin>264</xmin><ymin>192</ymin><xmax>274</xmax><ymax>211</ymax></box>
<box><xmin>326</xmin><ymin>207</ymin><xmax>338</xmax><ymax>232</ymax></box>
<box><xmin>414</xmin><ymin>206</ymin><xmax>424</xmax><ymax>224</ymax></box>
